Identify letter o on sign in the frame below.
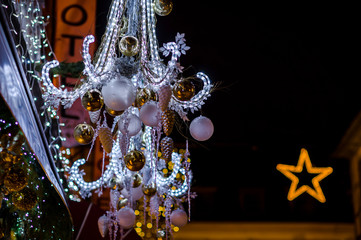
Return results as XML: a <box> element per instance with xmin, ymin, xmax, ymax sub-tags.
<box><xmin>61</xmin><ymin>5</ymin><xmax>87</xmax><ymax>26</ymax></box>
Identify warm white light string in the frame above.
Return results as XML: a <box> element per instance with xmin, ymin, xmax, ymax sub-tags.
<box><xmin>38</xmin><ymin>0</ymin><xmax>209</xmax><ymax>199</ymax></box>
<box><xmin>94</xmin><ymin>0</ymin><xmax>125</xmax><ymax>73</ymax></box>
<box><xmin>36</xmin><ymin>0</ymin><xmax>208</xmax><ymax>194</ymax></box>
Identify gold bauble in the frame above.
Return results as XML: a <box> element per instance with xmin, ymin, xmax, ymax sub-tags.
<box><xmin>142</xmin><ymin>182</ymin><xmax>157</xmax><ymax>196</ymax></box>
<box><xmin>117</xmin><ymin>197</ymin><xmax>128</xmax><ymax>210</ymax></box>
<box><xmin>81</xmin><ymin>89</ymin><xmax>104</xmax><ymax>112</ymax></box>
<box><xmin>132</xmin><ymin>173</ymin><xmax>142</xmax><ymax>188</ymax></box>
<box><xmin>135</xmin><ymin>88</ymin><xmax>157</xmax><ymax>108</ymax></box>
<box><xmin>124</xmin><ymin>150</ymin><xmax>146</xmax><ymax>171</ymax></box>
<box><xmin>119</xmin><ymin>36</ymin><xmax>139</xmax><ymax>57</ymax></box>
<box><xmin>73</xmin><ymin>124</ymin><xmax>94</xmax><ymax>145</ymax></box>
<box><xmin>161</xmin><ymin>110</ymin><xmax>175</xmax><ymax>136</ymax></box>
<box><xmin>4</xmin><ymin>167</ymin><xmax>28</xmax><ymax>192</ymax></box>
<box><xmin>154</xmin><ymin>0</ymin><xmax>173</xmax><ymax>16</ymax></box>
<box><xmin>105</xmin><ymin>105</ymin><xmax>124</xmax><ymax>116</ymax></box>
<box><xmin>172</xmin><ymin>79</ymin><xmax>195</xmax><ymax>101</ymax></box>
<box><xmin>12</xmin><ymin>187</ymin><xmax>37</xmax><ymax>211</ymax></box>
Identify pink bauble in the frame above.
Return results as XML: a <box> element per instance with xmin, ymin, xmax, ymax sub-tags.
<box><xmin>189</xmin><ymin>116</ymin><xmax>214</xmax><ymax>141</ymax></box>
<box><xmin>118</xmin><ymin>113</ymin><xmax>142</xmax><ymax>136</ymax></box>
<box><xmin>102</xmin><ymin>75</ymin><xmax>135</xmax><ymax>111</ymax></box>
<box><xmin>117</xmin><ymin>207</ymin><xmax>136</xmax><ymax>229</ymax></box>
<box><xmin>139</xmin><ymin>101</ymin><xmax>161</xmax><ymax>127</ymax></box>
<box><xmin>121</xmin><ymin>185</ymin><xmax>144</xmax><ymax>201</ymax></box>
<box><xmin>170</xmin><ymin>209</ymin><xmax>188</xmax><ymax>227</ymax></box>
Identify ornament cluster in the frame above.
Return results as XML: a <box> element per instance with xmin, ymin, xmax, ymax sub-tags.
<box><xmin>40</xmin><ymin>0</ymin><xmax>214</xmax><ymax>238</ymax></box>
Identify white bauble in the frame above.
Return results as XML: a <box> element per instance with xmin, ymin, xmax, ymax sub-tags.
<box><xmin>98</xmin><ymin>215</ymin><xmax>109</xmax><ymax>238</ymax></box>
<box><xmin>117</xmin><ymin>207</ymin><xmax>136</xmax><ymax>229</ymax></box>
<box><xmin>121</xmin><ymin>185</ymin><xmax>144</xmax><ymax>201</ymax></box>
<box><xmin>118</xmin><ymin>113</ymin><xmax>142</xmax><ymax>136</ymax></box>
<box><xmin>101</xmin><ymin>75</ymin><xmax>135</xmax><ymax>111</ymax></box>
<box><xmin>170</xmin><ymin>209</ymin><xmax>188</xmax><ymax>227</ymax></box>
<box><xmin>139</xmin><ymin>101</ymin><xmax>161</xmax><ymax>127</ymax></box>
<box><xmin>189</xmin><ymin>116</ymin><xmax>214</xmax><ymax>141</ymax></box>
<box><xmin>131</xmin><ymin>185</ymin><xmax>144</xmax><ymax>201</ymax></box>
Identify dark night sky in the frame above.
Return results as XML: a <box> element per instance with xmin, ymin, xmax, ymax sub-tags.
<box><xmin>96</xmin><ymin>2</ymin><xmax>358</xmax><ymax>222</ymax></box>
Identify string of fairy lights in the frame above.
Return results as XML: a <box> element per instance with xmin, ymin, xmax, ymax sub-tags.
<box><xmin>1</xmin><ymin>0</ymin><xmax>78</xmax><ymax>202</ymax></box>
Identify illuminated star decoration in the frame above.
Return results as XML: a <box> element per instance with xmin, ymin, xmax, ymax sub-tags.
<box><xmin>276</xmin><ymin>148</ymin><xmax>333</xmax><ymax>203</ymax></box>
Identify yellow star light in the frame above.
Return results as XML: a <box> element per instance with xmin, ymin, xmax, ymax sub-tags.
<box><xmin>276</xmin><ymin>148</ymin><xmax>333</xmax><ymax>203</ymax></box>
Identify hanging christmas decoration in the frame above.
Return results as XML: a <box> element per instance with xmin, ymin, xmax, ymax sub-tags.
<box><xmin>101</xmin><ymin>75</ymin><xmax>136</xmax><ymax>111</ymax></box>
<box><xmin>99</xmin><ymin>126</ymin><xmax>113</xmax><ymax>153</ymax></box>
<box><xmin>118</xmin><ymin>113</ymin><xmax>142</xmax><ymax>136</ymax></box>
<box><xmin>170</xmin><ymin>209</ymin><xmax>188</xmax><ymax>227</ymax></box>
<box><xmin>189</xmin><ymin>116</ymin><xmax>214</xmax><ymax>141</ymax></box>
<box><xmin>124</xmin><ymin>150</ymin><xmax>146</xmax><ymax>171</ymax></box>
<box><xmin>118</xmin><ymin>36</ymin><xmax>140</xmax><ymax>57</ymax></box>
<box><xmin>135</xmin><ymin>88</ymin><xmax>157</xmax><ymax>108</ymax></box>
<box><xmin>117</xmin><ymin>206</ymin><xmax>136</xmax><ymax>229</ymax></box>
<box><xmin>161</xmin><ymin>109</ymin><xmax>175</xmax><ymax>136</ymax></box>
<box><xmin>117</xmin><ymin>197</ymin><xmax>129</xmax><ymax>210</ymax></box>
<box><xmin>160</xmin><ymin>137</ymin><xmax>174</xmax><ymax>162</ymax></box>
<box><xmin>132</xmin><ymin>173</ymin><xmax>143</xmax><ymax>188</ymax></box>
<box><xmin>38</xmin><ymin>0</ymin><xmax>215</xmax><ymax>238</ymax></box>
<box><xmin>97</xmin><ymin>215</ymin><xmax>109</xmax><ymax>238</ymax></box>
<box><xmin>139</xmin><ymin>101</ymin><xmax>161</xmax><ymax>127</ymax></box>
<box><xmin>81</xmin><ymin>89</ymin><xmax>104</xmax><ymax>112</ymax></box>
<box><xmin>142</xmin><ymin>182</ymin><xmax>157</xmax><ymax>197</ymax></box>
<box><xmin>154</xmin><ymin>0</ymin><xmax>173</xmax><ymax>16</ymax></box>
<box><xmin>158</xmin><ymin>84</ymin><xmax>172</xmax><ymax>111</ymax></box>
<box><xmin>172</xmin><ymin>78</ymin><xmax>196</xmax><ymax>101</ymax></box>
<box><xmin>73</xmin><ymin>123</ymin><xmax>95</xmax><ymax>145</ymax></box>
<box><xmin>105</xmin><ymin>106</ymin><xmax>125</xmax><ymax>117</ymax></box>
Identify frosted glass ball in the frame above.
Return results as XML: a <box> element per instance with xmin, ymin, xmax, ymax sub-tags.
<box><xmin>131</xmin><ymin>185</ymin><xmax>144</xmax><ymax>201</ymax></box>
<box><xmin>170</xmin><ymin>209</ymin><xmax>188</xmax><ymax>227</ymax></box>
<box><xmin>117</xmin><ymin>207</ymin><xmax>135</xmax><ymax>229</ymax></box>
<box><xmin>189</xmin><ymin>116</ymin><xmax>214</xmax><ymax>141</ymax></box>
<box><xmin>121</xmin><ymin>185</ymin><xmax>144</xmax><ymax>201</ymax></box>
<box><xmin>118</xmin><ymin>113</ymin><xmax>142</xmax><ymax>136</ymax></box>
<box><xmin>101</xmin><ymin>75</ymin><xmax>135</xmax><ymax>111</ymax></box>
<box><xmin>139</xmin><ymin>101</ymin><xmax>161</xmax><ymax>127</ymax></box>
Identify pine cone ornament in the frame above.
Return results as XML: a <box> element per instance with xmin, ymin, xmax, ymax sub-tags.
<box><xmin>158</xmin><ymin>84</ymin><xmax>172</xmax><ymax>111</ymax></box>
<box><xmin>99</xmin><ymin>126</ymin><xmax>113</xmax><ymax>153</ymax></box>
<box><xmin>160</xmin><ymin>137</ymin><xmax>173</xmax><ymax>162</ymax></box>
<box><xmin>89</xmin><ymin>109</ymin><xmax>101</xmax><ymax>123</ymax></box>
<box><xmin>161</xmin><ymin>109</ymin><xmax>175</xmax><ymax>136</ymax></box>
